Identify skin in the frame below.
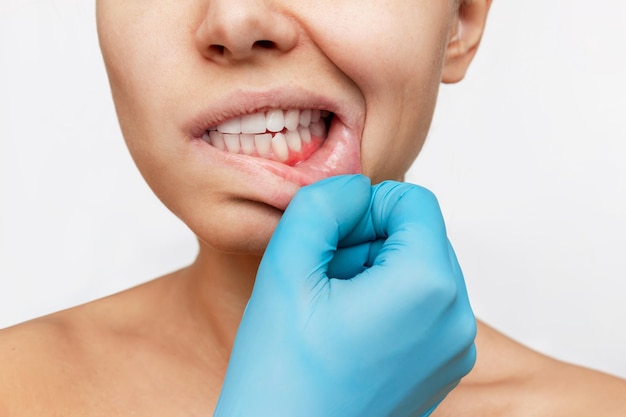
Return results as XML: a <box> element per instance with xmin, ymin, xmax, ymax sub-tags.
<box><xmin>1</xmin><ymin>0</ymin><xmax>626</xmax><ymax>415</ymax></box>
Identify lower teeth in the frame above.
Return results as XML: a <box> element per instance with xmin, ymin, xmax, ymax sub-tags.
<box><xmin>202</xmin><ymin>116</ymin><xmax>330</xmax><ymax>163</ymax></box>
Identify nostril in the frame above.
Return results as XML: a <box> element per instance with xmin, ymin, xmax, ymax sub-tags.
<box><xmin>254</xmin><ymin>40</ymin><xmax>276</xmax><ymax>49</ymax></box>
<box><xmin>207</xmin><ymin>41</ymin><xmax>274</xmax><ymax>58</ymax></box>
<box><xmin>209</xmin><ymin>44</ymin><xmax>226</xmax><ymax>55</ymax></box>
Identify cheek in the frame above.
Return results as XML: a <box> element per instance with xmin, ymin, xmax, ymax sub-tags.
<box><xmin>308</xmin><ymin>3</ymin><xmax>451</xmax><ymax>94</ymax></box>
<box><xmin>98</xmin><ymin>2</ymin><xmax>193</xmax><ymax>135</ymax></box>
<box><xmin>348</xmin><ymin>52</ymin><xmax>445</xmax><ymax>182</ymax></box>
<box><xmin>303</xmin><ymin>4</ymin><xmax>452</xmax><ymax>182</ymax></box>
<box><xmin>98</xmin><ymin>4</ymin><xmax>197</xmax><ymax>200</ymax></box>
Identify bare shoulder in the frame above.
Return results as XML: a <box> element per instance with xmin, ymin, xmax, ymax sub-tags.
<box><xmin>0</xmin><ymin>310</ymin><xmax>86</xmax><ymax>414</ymax></box>
<box><xmin>531</xmin><ymin>354</ymin><xmax>626</xmax><ymax>416</ymax></box>
<box><xmin>0</xmin><ymin>281</ymin><xmax>150</xmax><ymax>414</ymax></box>
<box><xmin>434</xmin><ymin>321</ymin><xmax>626</xmax><ymax>417</ymax></box>
<box><xmin>0</xmin><ymin>271</ymin><xmax>217</xmax><ymax>416</ymax></box>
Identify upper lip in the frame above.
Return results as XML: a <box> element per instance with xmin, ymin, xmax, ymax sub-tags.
<box><xmin>186</xmin><ymin>87</ymin><xmax>364</xmax><ymax>140</ymax></box>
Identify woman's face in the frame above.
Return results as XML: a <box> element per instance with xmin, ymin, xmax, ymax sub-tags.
<box><xmin>97</xmin><ymin>0</ymin><xmax>464</xmax><ymax>254</ymax></box>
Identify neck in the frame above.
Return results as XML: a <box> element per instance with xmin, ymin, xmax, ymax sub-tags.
<box><xmin>182</xmin><ymin>241</ymin><xmax>262</xmax><ymax>358</ymax></box>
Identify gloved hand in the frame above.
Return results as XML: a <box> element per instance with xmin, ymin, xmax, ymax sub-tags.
<box><xmin>213</xmin><ymin>174</ymin><xmax>476</xmax><ymax>417</ymax></box>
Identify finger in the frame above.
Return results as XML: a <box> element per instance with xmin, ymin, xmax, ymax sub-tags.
<box><xmin>327</xmin><ymin>239</ymin><xmax>385</xmax><ymax>279</ymax></box>
<box><xmin>331</xmin><ymin>181</ymin><xmax>454</xmax><ymax>310</ymax></box>
<box><xmin>370</xmin><ymin>182</ymin><xmax>453</xmax><ymax>305</ymax></box>
<box><xmin>447</xmin><ymin>240</ymin><xmax>471</xmax><ymax>304</ymax></box>
<box><xmin>370</xmin><ymin>181</ymin><xmax>447</xmax><ymax>246</ymax></box>
<box><xmin>340</xmin><ymin>181</ymin><xmax>448</xmax><ymax>253</ymax></box>
<box><xmin>349</xmin><ymin>181</ymin><xmax>450</xmax><ymax>273</ymax></box>
<box><xmin>257</xmin><ymin>174</ymin><xmax>371</xmax><ymax>293</ymax></box>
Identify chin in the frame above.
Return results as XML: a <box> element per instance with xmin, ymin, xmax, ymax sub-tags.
<box><xmin>190</xmin><ymin>199</ymin><xmax>283</xmax><ymax>256</ymax></box>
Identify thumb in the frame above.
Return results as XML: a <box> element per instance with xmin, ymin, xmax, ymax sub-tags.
<box><xmin>256</xmin><ymin>174</ymin><xmax>372</xmax><ymax>294</ymax></box>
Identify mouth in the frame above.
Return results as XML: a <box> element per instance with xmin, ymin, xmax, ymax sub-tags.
<box><xmin>186</xmin><ymin>89</ymin><xmax>364</xmax><ymax>209</ymax></box>
<box><xmin>201</xmin><ymin>108</ymin><xmax>333</xmax><ymax>166</ymax></box>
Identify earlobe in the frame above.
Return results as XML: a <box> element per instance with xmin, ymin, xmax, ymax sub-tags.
<box><xmin>442</xmin><ymin>0</ymin><xmax>493</xmax><ymax>84</ymax></box>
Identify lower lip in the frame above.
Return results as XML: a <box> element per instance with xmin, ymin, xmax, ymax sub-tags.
<box><xmin>191</xmin><ymin>117</ymin><xmax>361</xmax><ymax>210</ymax></box>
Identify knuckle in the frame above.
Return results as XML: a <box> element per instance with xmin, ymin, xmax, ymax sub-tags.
<box><xmin>409</xmin><ymin>184</ymin><xmax>439</xmax><ymax>205</ymax></box>
<box><xmin>426</xmin><ymin>270</ymin><xmax>459</xmax><ymax>307</ymax></box>
<box><xmin>459</xmin><ymin>343</ymin><xmax>478</xmax><ymax>377</ymax></box>
<box><xmin>448</xmin><ymin>306</ymin><xmax>477</xmax><ymax>368</ymax></box>
<box><xmin>458</xmin><ymin>312</ymin><xmax>478</xmax><ymax>348</ymax></box>
<box><xmin>401</xmin><ymin>184</ymin><xmax>440</xmax><ymax>212</ymax></box>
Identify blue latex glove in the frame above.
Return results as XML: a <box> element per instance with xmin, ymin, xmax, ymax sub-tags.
<box><xmin>213</xmin><ymin>175</ymin><xmax>476</xmax><ymax>417</ymax></box>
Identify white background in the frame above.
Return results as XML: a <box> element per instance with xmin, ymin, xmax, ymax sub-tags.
<box><xmin>1</xmin><ymin>1</ymin><xmax>625</xmax><ymax>378</ymax></box>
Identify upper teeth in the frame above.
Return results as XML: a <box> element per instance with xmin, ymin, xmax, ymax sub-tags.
<box><xmin>213</xmin><ymin>109</ymin><xmax>325</xmax><ymax>134</ymax></box>
<box><xmin>202</xmin><ymin>108</ymin><xmax>331</xmax><ymax>164</ymax></box>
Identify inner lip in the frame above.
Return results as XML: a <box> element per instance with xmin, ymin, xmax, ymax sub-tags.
<box><xmin>200</xmin><ymin>108</ymin><xmax>334</xmax><ymax>166</ymax></box>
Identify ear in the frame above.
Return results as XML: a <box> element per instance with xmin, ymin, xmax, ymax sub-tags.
<box><xmin>442</xmin><ymin>0</ymin><xmax>493</xmax><ymax>84</ymax></box>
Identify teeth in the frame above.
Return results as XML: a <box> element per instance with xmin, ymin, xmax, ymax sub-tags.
<box><xmin>271</xmin><ymin>133</ymin><xmax>289</xmax><ymax>161</ymax></box>
<box><xmin>284</xmin><ymin>109</ymin><xmax>300</xmax><ymax>131</ymax></box>
<box><xmin>298</xmin><ymin>127</ymin><xmax>311</xmax><ymax>144</ymax></box>
<box><xmin>223</xmin><ymin>134</ymin><xmax>240</xmax><ymax>153</ymax></box>
<box><xmin>217</xmin><ymin>118</ymin><xmax>241</xmax><ymax>134</ymax></box>
<box><xmin>299</xmin><ymin>109</ymin><xmax>311</xmax><ymax>127</ymax></box>
<box><xmin>212</xmin><ymin>109</ymin><xmax>329</xmax><ymax>134</ymax></box>
<box><xmin>266</xmin><ymin>109</ymin><xmax>285</xmax><ymax>133</ymax></box>
<box><xmin>285</xmin><ymin>130</ymin><xmax>302</xmax><ymax>152</ymax></box>
<box><xmin>310</xmin><ymin>109</ymin><xmax>321</xmax><ymax>124</ymax></box>
<box><xmin>209</xmin><ymin>130</ymin><xmax>226</xmax><ymax>150</ymax></box>
<box><xmin>240</xmin><ymin>134</ymin><xmax>255</xmax><ymax>155</ymax></box>
<box><xmin>255</xmin><ymin>133</ymin><xmax>272</xmax><ymax>157</ymax></box>
<box><xmin>203</xmin><ymin>109</ymin><xmax>332</xmax><ymax>163</ymax></box>
<box><xmin>241</xmin><ymin>113</ymin><xmax>266</xmax><ymax>134</ymax></box>
<box><xmin>309</xmin><ymin>120</ymin><xmax>326</xmax><ymax>138</ymax></box>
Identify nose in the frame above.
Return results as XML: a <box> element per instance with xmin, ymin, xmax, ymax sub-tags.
<box><xmin>195</xmin><ymin>0</ymin><xmax>299</xmax><ymax>63</ymax></box>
